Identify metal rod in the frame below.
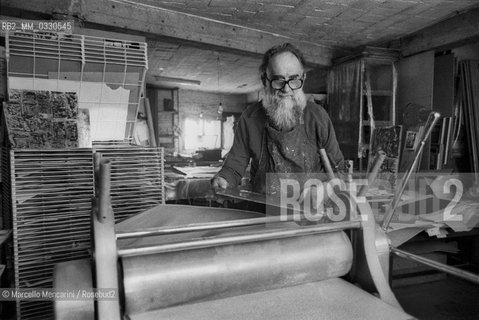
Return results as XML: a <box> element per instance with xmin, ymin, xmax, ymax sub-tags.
<box><xmin>358</xmin><ymin>150</ymin><xmax>387</xmax><ymax>197</ymax></box>
<box><xmin>117</xmin><ymin>215</ymin><xmax>298</xmax><ymax>239</ymax></box>
<box><xmin>93</xmin><ymin>152</ymin><xmax>102</xmax><ymax>195</ymax></box>
<box><xmin>97</xmin><ymin>158</ymin><xmax>112</xmax><ymax>223</ymax></box>
<box><xmin>391</xmin><ymin>247</ymin><xmax>479</xmax><ymax>285</ymax></box>
<box><xmin>93</xmin><ymin>157</ymin><xmax>122</xmax><ymax>319</ymax></box>
<box><xmin>382</xmin><ymin>112</ymin><xmax>441</xmax><ymax>231</ymax></box>
<box><xmin>319</xmin><ymin>148</ymin><xmax>335</xmax><ymax>180</ymax></box>
<box><xmin>118</xmin><ymin>220</ymin><xmax>361</xmax><ymax>257</ymax></box>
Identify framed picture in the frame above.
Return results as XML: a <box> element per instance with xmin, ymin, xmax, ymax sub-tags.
<box><xmin>405</xmin><ymin>131</ymin><xmax>417</xmax><ymax>150</ymax></box>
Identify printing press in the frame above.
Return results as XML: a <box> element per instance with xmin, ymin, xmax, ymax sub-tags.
<box><xmin>49</xmin><ymin>109</ymin><xmax>479</xmax><ymax>320</ymax></box>
<box><xmin>53</xmin><ymin>113</ymin><xmax>479</xmax><ymax>319</ymax></box>
<box><xmin>53</xmin><ymin>154</ymin><xmax>417</xmax><ymax>320</ymax></box>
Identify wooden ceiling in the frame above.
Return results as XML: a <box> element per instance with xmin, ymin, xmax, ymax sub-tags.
<box><xmin>144</xmin><ymin>0</ymin><xmax>477</xmax><ymax>49</ymax></box>
<box><xmin>137</xmin><ymin>0</ymin><xmax>479</xmax><ymax>93</ymax></box>
<box><xmin>2</xmin><ymin>0</ymin><xmax>479</xmax><ymax>93</ymax></box>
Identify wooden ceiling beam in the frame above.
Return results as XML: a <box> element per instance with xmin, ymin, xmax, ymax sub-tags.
<box><xmin>1</xmin><ymin>0</ymin><xmax>337</xmax><ymax>67</ymax></box>
<box><xmin>400</xmin><ymin>6</ymin><xmax>479</xmax><ymax>57</ymax></box>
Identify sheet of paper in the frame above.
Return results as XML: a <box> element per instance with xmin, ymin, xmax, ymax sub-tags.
<box><xmin>443</xmin><ymin>200</ymin><xmax>479</xmax><ymax>232</ymax></box>
<box><xmin>388</xmin><ymin>227</ymin><xmax>425</xmax><ymax>247</ymax></box>
<box><xmin>173</xmin><ymin>166</ymin><xmax>221</xmax><ymax>178</ymax></box>
<box><xmin>79</xmin><ymin>82</ymin><xmax>129</xmax><ymax>141</ymax></box>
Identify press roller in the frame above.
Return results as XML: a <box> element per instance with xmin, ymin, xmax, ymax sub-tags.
<box><xmin>122</xmin><ymin>231</ymin><xmax>352</xmax><ymax>315</ymax></box>
<box><xmin>53</xmin><ymin>158</ymin><xmax>411</xmax><ymax>320</ymax></box>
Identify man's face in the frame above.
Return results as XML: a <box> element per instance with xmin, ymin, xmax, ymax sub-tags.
<box><xmin>265</xmin><ymin>51</ymin><xmax>304</xmax><ymax>97</ymax></box>
<box><xmin>263</xmin><ymin>51</ymin><xmax>307</xmax><ymax>131</ymax></box>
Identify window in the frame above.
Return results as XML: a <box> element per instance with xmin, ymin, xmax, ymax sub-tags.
<box><xmin>184</xmin><ymin>117</ymin><xmax>221</xmax><ymax>150</ymax></box>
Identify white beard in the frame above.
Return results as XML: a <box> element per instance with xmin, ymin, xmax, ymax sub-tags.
<box><xmin>263</xmin><ymin>90</ymin><xmax>307</xmax><ymax>131</ymax></box>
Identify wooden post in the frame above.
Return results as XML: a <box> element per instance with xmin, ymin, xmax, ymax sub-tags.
<box><xmin>144</xmin><ymin>98</ymin><xmax>157</xmax><ymax>147</ymax></box>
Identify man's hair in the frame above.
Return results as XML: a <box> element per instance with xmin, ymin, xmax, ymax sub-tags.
<box><xmin>259</xmin><ymin>43</ymin><xmax>306</xmax><ymax>86</ymax></box>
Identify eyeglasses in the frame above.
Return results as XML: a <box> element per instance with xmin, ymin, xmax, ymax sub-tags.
<box><xmin>265</xmin><ymin>76</ymin><xmax>304</xmax><ymax>90</ymax></box>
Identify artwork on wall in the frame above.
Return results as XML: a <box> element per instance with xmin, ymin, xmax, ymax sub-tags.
<box><xmin>405</xmin><ymin>130</ymin><xmax>418</xmax><ymax>150</ymax></box>
<box><xmin>367</xmin><ymin>125</ymin><xmax>403</xmax><ymax>192</ymax></box>
<box><xmin>3</xmin><ymin>89</ymin><xmax>91</xmax><ymax>149</ymax></box>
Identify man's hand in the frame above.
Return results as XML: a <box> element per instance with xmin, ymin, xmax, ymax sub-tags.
<box><xmin>211</xmin><ymin>176</ymin><xmax>229</xmax><ymax>190</ymax></box>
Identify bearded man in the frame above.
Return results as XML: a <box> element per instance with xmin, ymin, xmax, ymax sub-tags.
<box><xmin>212</xmin><ymin>43</ymin><xmax>344</xmax><ymax>195</ymax></box>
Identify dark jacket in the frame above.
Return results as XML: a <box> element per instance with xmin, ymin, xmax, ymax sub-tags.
<box><xmin>217</xmin><ymin>100</ymin><xmax>344</xmax><ymax>187</ymax></box>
